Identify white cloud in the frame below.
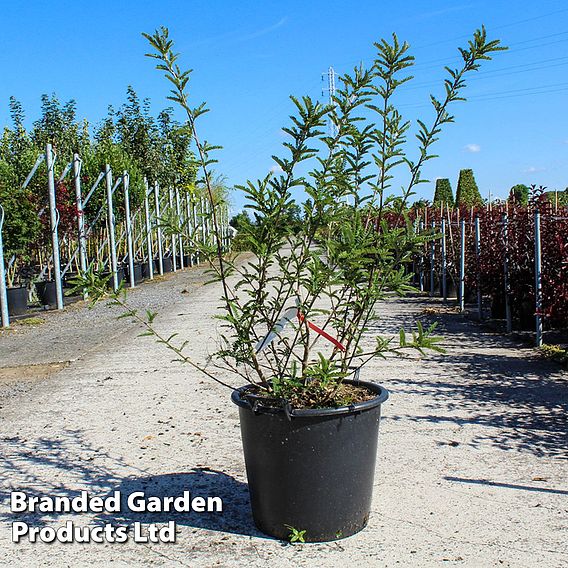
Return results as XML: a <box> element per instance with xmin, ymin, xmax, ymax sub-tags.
<box><xmin>415</xmin><ymin>5</ymin><xmax>473</xmax><ymax>21</ymax></box>
<box><xmin>270</xmin><ymin>164</ymin><xmax>284</xmax><ymax>174</ymax></box>
<box><xmin>238</xmin><ymin>17</ymin><xmax>288</xmax><ymax>42</ymax></box>
<box><xmin>523</xmin><ymin>166</ymin><xmax>546</xmax><ymax>174</ymax></box>
<box><xmin>185</xmin><ymin>17</ymin><xmax>287</xmax><ymax>49</ymax></box>
<box><xmin>464</xmin><ymin>143</ymin><xmax>481</xmax><ymax>153</ymax></box>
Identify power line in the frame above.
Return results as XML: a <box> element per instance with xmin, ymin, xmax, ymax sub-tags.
<box><xmin>398</xmin><ymin>81</ymin><xmax>568</xmax><ymax>109</ymax></box>
<box><xmin>404</xmin><ymin>55</ymin><xmax>568</xmax><ymax>91</ymax></box>
<box><xmin>329</xmin><ymin>11</ymin><xmax>568</xmax><ymax>75</ymax></box>
<box><xmin>411</xmin><ymin>6</ymin><xmax>568</xmax><ymax>51</ymax></box>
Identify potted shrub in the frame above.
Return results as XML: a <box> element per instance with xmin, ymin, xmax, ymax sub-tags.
<box><xmin>78</xmin><ymin>26</ymin><xmax>504</xmax><ymax>542</ymax></box>
<box><xmin>35</xmin><ymin>278</ymin><xmax>59</xmax><ymax>306</ymax></box>
<box><xmin>5</xmin><ymin>257</ymin><xmax>28</xmax><ymax>315</ymax></box>
<box><xmin>0</xmin><ymin>156</ymin><xmax>40</xmax><ymax>316</ymax></box>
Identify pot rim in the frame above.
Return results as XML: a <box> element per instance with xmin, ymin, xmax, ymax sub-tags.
<box><xmin>231</xmin><ymin>378</ymin><xmax>388</xmax><ymax>418</ymax></box>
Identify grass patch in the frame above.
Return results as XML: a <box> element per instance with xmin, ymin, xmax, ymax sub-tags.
<box><xmin>18</xmin><ymin>317</ymin><xmax>46</xmax><ymax>327</ymax></box>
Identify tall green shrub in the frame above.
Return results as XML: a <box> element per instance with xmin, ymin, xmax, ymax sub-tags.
<box><xmin>433</xmin><ymin>178</ymin><xmax>454</xmax><ymax>207</ymax></box>
<box><xmin>509</xmin><ymin>184</ymin><xmax>529</xmax><ymax>205</ymax></box>
<box><xmin>455</xmin><ymin>168</ymin><xmax>482</xmax><ymax>207</ymax></box>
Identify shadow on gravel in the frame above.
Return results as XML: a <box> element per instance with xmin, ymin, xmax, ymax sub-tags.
<box><xmin>375</xmin><ymin>297</ymin><xmax>568</xmax><ymax>459</ymax></box>
<box><xmin>444</xmin><ymin>476</ymin><xmax>568</xmax><ymax>495</ymax></box>
<box><xmin>0</xmin><ymin>431</ymin><xmax>128</xmax><ymax>527</ymax></box>
<box><xmin>96</xmin><ymin>469</ymin><xmax>264</xmax><ymax>538</ymax></box>
<box><xmin>0</xmin><ymin>432</ymin><xmax>262</xmax><ymax>538</ymax></box>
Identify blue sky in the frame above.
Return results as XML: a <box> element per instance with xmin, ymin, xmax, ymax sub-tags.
<box><xmin>1</xmin><ymin>0</ymin><xmax>567</xmax><ymax>212</ymax></box>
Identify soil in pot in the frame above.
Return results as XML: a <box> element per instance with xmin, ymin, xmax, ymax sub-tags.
<box><xmin>36</xmin><ymin>280</ymin><xmax>62</xmax><ymax>306</ymax></box>
<box><xmin>232</xmin><ymin>379</ymin><xmax>389</xmax><ymax>542</ymax></box>
<box><xmin>7</xmin><ymin>286</ymin><xmax>28</xmax><ymax>316</ymax></box>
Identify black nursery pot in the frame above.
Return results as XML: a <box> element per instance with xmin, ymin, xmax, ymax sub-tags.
<box><xmin>439</xmin><ymin>278</ymin><xmax>457</xmax><ymax>299</ymax></box>
<box><xmin>491</xmin><ymin>292</ymin><xmax>506</xmax><ymax>319</ymax></box>
<box><xmin>162</xmin><ymin>256</ymin><xmax>173</xmax><ymax>273</ymax></box>
<box><xmin>6</xmin><ymin>286</ymin><xmax>28</xmax><ymax>316</ymax></box>
<box><xmin>151</xmin><ymin>258</ymin><xmax>173</xmax><ymax>274</ymax></box>
<box><xmin>63</xmin><ymin>272</ymin><xmax>79</xmax><ymax>288</ymax></box>
<box><xmin>101</xmin><ymin>267</ymin><xmax>125</xmax><ymax>287</ymax></box>
<box><xmin>125</xmin><ymin>263</ymin><xmax>144</xmax><ymax>284</ymax></box>
<box><xmin>232</xmin><ymin>379</ymin><xmax>389</xmax><ymax>542</ymax></box>
<box><xmin>142</xmin><ymin>261</ymin><xmax>154</xmax><ymax>279</ymax></box>
<box><xmin>133</xmin><ymin>263</ymin><xmax>144</xmax><ymax>284</ymax></box>
<box><xmin>35</xmin><ymin>280</ymin><xmax>61</xmax><ymax>306</ymax></box>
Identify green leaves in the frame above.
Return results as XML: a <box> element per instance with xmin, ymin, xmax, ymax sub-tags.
<box><xmin>139</xmin><ymin>26</ymin><xmax>502</xmax><ymax>404</ymax></box>
<box><xmin>284</xmin><ymin>525</ymin><xmax>307</xmax><ymax>544</ymax></box>
<box><xmin>65</xmin><ymin>265</ymin><xmax>112</xmax><ymax>307</ymax></box>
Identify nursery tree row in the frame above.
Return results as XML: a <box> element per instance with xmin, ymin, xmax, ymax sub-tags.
<box><xmin>0</xmin><ymin>88</ymin><xmax>204</xmax><ymax>264</ymax></box>
<box><xmin>411</xmin><ymin>189</ymin><xmax>568</xmax><ymax>335</ymax></box>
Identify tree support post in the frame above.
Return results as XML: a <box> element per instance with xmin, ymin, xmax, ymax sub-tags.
<box><xmin>187</xmin><ymin>194</ymin><xmax>195</xmax><ymax>266</ymax></box>
<box><xmin>105</xmin><ymin>164</ymin><xmax>119</xmax><ymax>292</ymax></box>
<box><xmin>534</xmin><ymin>210</ymin><xmax>543</xmax><ymax>347</ymax></box>
<box><xmin>154</xmin><ymin>183</ymin><xmax>164</xmax><ymax>276</ymax></box>
<box><xmin>46</xmin><ymin>144</ymin><xmax>64</xmax><ymax>309</ymax></box>
<box><xmin>72</xmin><ymin>154</ymin><xmax>88</xmax><ymax>299</ymax></box>
<box><xmin>0</xmin><ymin>205</ymin><xmax>9</xmax><ymax>327</ymax></box>
<box><xmin>459</xmin><ymin>219</ymin><xmax>465</xmax><ymax>312</ymax></box>
<box><xmin>474</xmin><ymin>216</ymin><xmax>482</xmax><ymax>319</ymax></box>
<box><xmin>143</xmin><ymin>179</ymin><xmax>154</xmax><ymax>280</ymax></box>
<box><xmin>168</xmin><ymin>188</ymin><xmax>178</xmax><ymax>272</ymax></box>
<box><xmin>441</xmin><ymin>218</ymin><xmax>447</xmax><ymax>302</ymax></box>
<box><xmin>419</xmin><ymin>219</ymin><xmax>425</xmax><ymax>292</ymax></box>
<box><xmin>175</xmin><ymin>186</ymin><xmax>184</xmax><ymax>270</ymax></box>
<box><xmin>430</xmin><ymin>221</ymin><xmax>435</xmax><ymax>297</ymax></box>
<box><xmin>503</xmin><ymin>213</ymin><xmax>512</xmax><ymax>333</ymax></box>
<box><xmin>124</xmin><ymin>171</ymin><xmax>135</xmax><ymax>288</ymax></box>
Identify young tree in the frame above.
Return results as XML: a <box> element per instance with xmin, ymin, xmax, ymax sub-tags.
<box><xmin>455</xmin><ymin>168</ymin><xmax>482</xmax><ymax>207</ymax></box>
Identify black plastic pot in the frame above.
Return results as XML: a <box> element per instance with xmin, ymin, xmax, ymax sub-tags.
<box><xmin>63</xmin><ymin>272</ymin><xmax>79</xmax><ymax>288</ymax></box>
<box><xmin>133</xmin><ymin>263</ymin><xmax>144</xmax><ymax>283</ymax></box>
<box><xmin>514</xmin><ymin>299</ymin><xmax>535</xmax><ymax>331</ymax></box>
<box><xmin>7</xmin><ymin>286</ymin><xmax>28</xmax><ymax>316</ymax></box>
<box><xmin>491</xmin><ymin>292</ymin><xmax>506</xmax><ymax>319</ymax></box>
<box><xmin>232</xmin><ymin>379</ymin><xmax>389</xmax><ymax>542</ymax></box>
<box><xmin>101</xmin><ymin>267</ymin><xmax>125</xmax><ymax>287</ymax></box>
<box><xmin>125</xmin><ymin>263</ymin><xmax>144</xmax><ymax>284</ymax></box>
<box><xmin>439</xmin><ymin>278</ymin><xmax>457</xmax><ymax>299</ymax></box>
<box><xmin>142</xmin><ymin>261</ymin><xmax>153</xmax><ymax>279</ymax></box>
<box><xmin>162</xmin><ymin>256</ymin><xmax>173</xmax><ymax>273</ymax></box>
<box><xmin>36</xmin><ymin>280</ymin><xmax>61</xmax><ymax>306</ymax></box>
<box><xmin>464</xmin><ymin>289</ymin><xmax>477</xmax><ymax>304</ymax></box>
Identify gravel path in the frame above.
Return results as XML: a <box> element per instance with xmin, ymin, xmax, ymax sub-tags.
<box><xmin>0</xmin><ymin>265</ymin><xmax>566</xmax><ymax>568</ymax></box>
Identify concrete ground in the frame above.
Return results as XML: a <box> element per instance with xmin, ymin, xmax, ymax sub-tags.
<box><xmin>0</xmin><ymin>264</ymin><xmax>566</xmax><ymax>567</ymax></box>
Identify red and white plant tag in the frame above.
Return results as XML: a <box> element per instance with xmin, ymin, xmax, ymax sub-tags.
<box><xmin>255</xmin><ymin>299</ymin><xmax>345</xmax><ymax>353</ymax></box>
